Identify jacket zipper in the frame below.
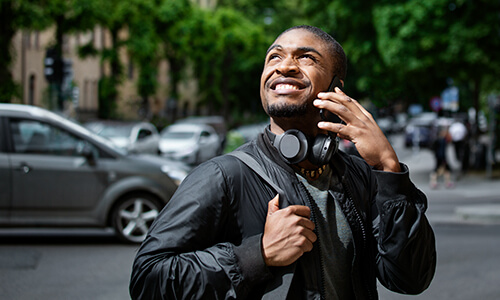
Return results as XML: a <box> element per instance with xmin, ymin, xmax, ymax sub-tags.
<box><xmin>298</xmin><ymin>181</ymin><xmax>326</xmax><ymax>300</ymax></box>
<box><xmin>342</xmin><ymin>179</ymin><xmax>375</xmax><ymax>300</ymax></box>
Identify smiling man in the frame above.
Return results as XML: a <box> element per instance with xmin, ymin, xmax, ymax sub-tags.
<box><xmin>130</xmin><ymin>25</ymin><xmax>436</xmax><ymax>300</ymax></box>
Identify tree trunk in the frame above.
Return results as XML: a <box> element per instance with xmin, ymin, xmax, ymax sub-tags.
<box><xmin>0</xmin><ymin>0</ymin><xmax>17</xmax><ymax>102</ymax></box>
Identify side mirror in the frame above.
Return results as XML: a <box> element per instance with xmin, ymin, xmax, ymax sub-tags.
<box><xmin>77</xmin><ymin>142</ymin><xmax>96</xmax><ymax>166</ymax></box>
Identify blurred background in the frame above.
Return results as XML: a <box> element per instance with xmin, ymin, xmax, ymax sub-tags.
<box><xmin>1</xmin><ymin>0</ymin><xmax>500</xmax><ymax>299</ymax></box>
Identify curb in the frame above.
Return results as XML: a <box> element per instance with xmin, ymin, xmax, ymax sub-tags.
<box><xmin>455</xmin><ymin>204</ymin><xmax>500</xmax><ymax>224</ymax></box>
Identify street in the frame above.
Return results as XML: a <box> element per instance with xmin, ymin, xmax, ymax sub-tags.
<box><xmin>0</xmin><ymin>229</ymin><xmax>137</xmax><ymax>300</ymax></box>
<box><xmin>378</xmin><ymin>223</ymin><xmax>500</xmax><ymax>300</ymax></box>
<box><xmin>1</xmin><ymin>134</ymin><xmax>499</xmax><ymax>300</ymax></box>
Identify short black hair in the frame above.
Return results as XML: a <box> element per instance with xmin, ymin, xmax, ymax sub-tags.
<box><xmin>278</xmin><ymin>25</ymin><xmax>347</xmax><ymax>81</ymax></box>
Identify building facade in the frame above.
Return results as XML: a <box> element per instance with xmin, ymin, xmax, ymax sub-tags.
<box><xmin>10</xmin><ymin>26</ymin><xmax>200</xmax><ymax>122</ymax></box>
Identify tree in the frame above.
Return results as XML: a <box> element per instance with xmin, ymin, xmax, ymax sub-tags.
<box><xmin>180</xmin><ymin>6</ymin><xmax>268</xmax><ymax>121</ymax></box>
<box><xmin>126</xmin><ymin>0</ymin><xmax>164</xmax><ymax>119</ymax></box>
<box><xmin>83</xmin><ymin>0</ymin><xmax>136</xmax><ymax>118</ymax></box>
<box><xmin>373</xmin><ymin>0</ymin><xmax>500</xmax><ymax>120</ymax></box>
<box><xmin>155</xmin><ymin>0</ymin><xmax>192</xmax><ymax>103</ymax></box>
<box><xmin>0</xmin><ymin>0</ymin><xmax>47</xmax><ymax>102</ymax></box>
<box><xmin>31</xmin><ymin>0</ymin><xmax>98</xmax><ymax>110</ymax></box>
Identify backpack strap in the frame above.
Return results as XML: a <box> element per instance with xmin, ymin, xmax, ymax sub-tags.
<box><xmin>228</xmin><ymin>151</ymin><xmax>296</xmax><ymax>299</ymax></box>
<box><xmin>228</xmin><ymin>151</ymin><xmax>286</xmax><ymax>200</ymax></box>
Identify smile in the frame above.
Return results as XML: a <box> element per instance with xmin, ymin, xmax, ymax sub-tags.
<box><xmin>275</xmin><ymin>84</ymin><xmax>299</xmax><ymax>91</ymax></box>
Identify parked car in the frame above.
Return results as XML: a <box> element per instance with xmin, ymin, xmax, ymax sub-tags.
<box><xmin>0</xmin><ymin>104</ymin><xmax>189</xmax><ymax>243</ymax></box>
<box><xmin>174</xmin><ymin>116</ymin><xmax>227</xmax><ymax>155</ymax></box>
<box><xmin>159</xmin><ymin>123</ymin><xmax>222</xmax><ymax>165</ymax></box>
<box><xmin>404</xmin><ymin>112</ymin><xmax>438</xmax><ymax>148</ymax></box>
<box><xmin>376</xmin><ymin>117</ymin><xmax>395</xmax><ymax>136</ymax></box>
<box><xmin>84</xmin><ymin>120</ymin><xmax>160</xmax><ymax>155</ymax></box>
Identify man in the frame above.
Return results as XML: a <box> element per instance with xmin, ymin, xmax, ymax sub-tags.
<box><xmin>130</xmin><ymin>25</ymin><xmax>436</xmax><ymax>299</ymax></box>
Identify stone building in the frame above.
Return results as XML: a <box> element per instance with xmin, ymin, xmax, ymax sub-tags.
<box><xmin>10</xmin><ymin>26</ymin><xmax>199</xmax><ymax>122</ymax></box>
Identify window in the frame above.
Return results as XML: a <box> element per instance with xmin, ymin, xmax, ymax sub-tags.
<box><xmin>10</xmin><ymin>119</ymin><xmax>91</xmax><ymax>157</ymax></box>
<box><xmin>137</xmin><ymin>129</ymin><xmax>152</xmax><ymax>140</ymax></box>
<box><xmin>28</xmin><ymin>74</ymin><xmax>36</xmax><ymax>105</ymax></box>
<box><xmin>128</xmin><ymin>57</ymin><xmax>135</xmax><ymax>80</ymax></box>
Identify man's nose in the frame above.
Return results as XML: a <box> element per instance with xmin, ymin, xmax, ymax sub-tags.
<box><xmin>276</xmin><ymin>57</ymin><xmax>299</xmax><ymax>75</ymax></box>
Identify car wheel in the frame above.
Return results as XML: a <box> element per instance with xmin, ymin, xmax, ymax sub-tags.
<box><xmin>111</xmin><ymin>194</ymin><xmax>162</xmax><ymax>243</ymax></box>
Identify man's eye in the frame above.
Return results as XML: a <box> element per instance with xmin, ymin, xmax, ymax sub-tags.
<box><xmin>268</xmin><ymin>54</ymin><xmax>280</xmax><ymax>61</ymax></box>
<box><xmin>299</xmin><ymin>54</ymin><xmax>316</xmax><ymax>61</ymax></box>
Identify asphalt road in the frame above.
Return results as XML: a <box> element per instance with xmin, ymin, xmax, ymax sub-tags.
<box><xmin>0</xmin><ymin>229</ymin><xmax>137</xmax><ymax>300</ymax></box>
<box><xmin>378</xmin><ymin>222</ymin><xmax>500</xmax><ymax>300</ymax></box>
<box><xmin>2</xmin><ymin>221</ymin><xmax>499</xmax><ymax>300</ymax></box>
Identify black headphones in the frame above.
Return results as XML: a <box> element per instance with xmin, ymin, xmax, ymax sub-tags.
<box><xmin>266</xmin><ymin>75</ymin><xmax>342</xmax><ymax>166</ymax></box>
<box><xmin>266</xmin><ymin>127</ymin><xmax>338</xmax><ymax>166</ymax></box>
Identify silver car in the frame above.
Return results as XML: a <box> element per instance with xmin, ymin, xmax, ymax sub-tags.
<box><xmin>84</xmin><ymin>120</ymin><xmax>160</xmax><ymax>155</ymax></box>
<box><xmin>159</xmin><ymin>123</ymin><xmax>222</xmax><ymax>165</ymax></box>
<box><xmin>0</xmin><ymin>104</ymin><xmax>189</xmax><ymax>243</ymax></box>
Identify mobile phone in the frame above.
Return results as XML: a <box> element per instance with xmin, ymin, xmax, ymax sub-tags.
<box><xmin>320</xmin><ymin>76</ymin><xmax>343</xmax><ymax>124</ymax></box>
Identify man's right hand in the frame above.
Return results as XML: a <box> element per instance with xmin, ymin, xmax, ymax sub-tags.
<box><xmin>262</xmin><ymin>195</ymin><xmax>317</xmax><ymax>266</ymax></box>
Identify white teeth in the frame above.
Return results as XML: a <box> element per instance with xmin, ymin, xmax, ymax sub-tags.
<box><xmin>275</xmin><ymin>84</ymin><xmax>298</xmax><ymax>90</ymax></box>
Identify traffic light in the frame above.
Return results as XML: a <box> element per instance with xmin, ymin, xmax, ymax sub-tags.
<box><xmin>44</xmin><ymin>47</ymin><xmax>63</xmax><ymax>83</ymax></box>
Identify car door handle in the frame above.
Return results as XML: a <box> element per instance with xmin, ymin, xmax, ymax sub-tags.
<box><xmin>17</xmin><ymin>162</ymin><xmax>32</xmax><ymax>174</ymax></box>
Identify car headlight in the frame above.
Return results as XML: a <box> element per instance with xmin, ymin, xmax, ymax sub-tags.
<box><xmin>161</xmin><ymin>165</ymin><xmax>188</xmax><ymax>185</ymax></box>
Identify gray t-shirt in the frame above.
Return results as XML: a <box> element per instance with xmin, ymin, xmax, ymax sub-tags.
<box><xmin>296</xmin><ymin>165</ymin><xmax>355</xmax><ymax>299</ymax></box>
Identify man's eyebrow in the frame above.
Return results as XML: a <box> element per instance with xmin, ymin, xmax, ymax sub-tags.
<box><xmin>266</xmin><ymin>45</ymin><xmax>323</xmax><ymax>57</ymax></box>
<box><xmin>297</xmin><ymin>46</ymin><xmax>323</xmax><ymax>57</ymax></box>
<box><xmin>266</xmin><ymin>44</ymin><xmax>281</xmax><ymax>55</ymax></box>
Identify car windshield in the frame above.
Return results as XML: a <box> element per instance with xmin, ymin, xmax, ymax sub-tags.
<box><xmin>98</xmin><ymin>125</ymin><xmax>133</xmax><ymax>138</ymax></box>
<box><xmin>161</xmin><ymin>131</ymin><xmax>195</xmax><ymax>139</ymax></box>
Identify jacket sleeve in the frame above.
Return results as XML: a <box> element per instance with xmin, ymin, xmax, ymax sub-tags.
<box><xmin>129</xmin><ymin>161</ymin><xmax>271</xmax><ymax>300</ymax></box>
<box><xmin>372</xmin><ymin>163</ymin><xmax>437</xmax><ymax>294</ymax></box>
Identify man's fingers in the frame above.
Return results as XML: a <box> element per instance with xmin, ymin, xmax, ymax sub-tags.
<box><xmin>287</xmin><ymin>205</ymin><xmax>311</xmax><ymax>219</ymax></box>
<box><xmin>299</xmin><ymin>225</ymin><xmax>317</xmax><ymax>244</ymax></box>
<box><xmin>267</xmin><ymin>194</ymin><xmax>280</xmax><ymax>215</ymax></box>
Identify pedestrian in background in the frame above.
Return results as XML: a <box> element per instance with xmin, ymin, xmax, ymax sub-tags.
<box><xmin>449</xmin><ymin>118</ymin><xmax>469</xmax><ymax>178</ymax></box>
<box><xmin>430</xmin><ymin>125</ymin><xmax>454</xmax><ymax>189</ymax></box>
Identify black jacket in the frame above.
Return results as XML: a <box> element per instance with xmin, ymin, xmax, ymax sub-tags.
<box><xmin>130</xmin><ymin>133</ymin><xmax>436</xmax><ymax>299</ymax></box>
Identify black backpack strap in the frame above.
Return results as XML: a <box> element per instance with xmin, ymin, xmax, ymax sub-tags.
<box><xmin>228</xmin><ymin>151</ymin><xmax>285</xmax><ymax>200</ymax></box>
<box><xmin>228</xmin><ymin>151</ymin><xmax>296</xmax><ymax>299</ymax></box>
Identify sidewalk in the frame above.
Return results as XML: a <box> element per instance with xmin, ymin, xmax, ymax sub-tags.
<box><xmin>402</xmin><ymin>149</ymin><xmax>500</xmax><ymax>224</ymax></box>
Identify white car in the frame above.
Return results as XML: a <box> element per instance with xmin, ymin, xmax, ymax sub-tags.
<box><xmin>159</xmin><ymin>123</ymin><xmax>222</xmax><ymax>165</ymax></box>
<box><xmin>85</xmin><ymin>121</ymin><xmax>160</xmax><ymax>155</ymax></box>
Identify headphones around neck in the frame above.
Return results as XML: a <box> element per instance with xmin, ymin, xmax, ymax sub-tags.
<box><xmin>266</xmin><ymin>127</ymin><xmax>338</xmax><ymax>166</ymax></box>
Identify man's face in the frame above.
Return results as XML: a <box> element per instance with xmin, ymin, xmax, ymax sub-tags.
<box><xmin>260</xmin><ymin>29</ymin><xmax>334</xmax><ymax>120</ymax></box>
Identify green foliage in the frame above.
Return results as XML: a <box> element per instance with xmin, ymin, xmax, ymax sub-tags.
<box><xmin>77</xmin><ymin>41</ymin><xmax>99</xmax><ymax>57</ymax></box>
<box><xmin>178</xmin><ymin>6</ymin><xmax>269</xmax><ymax>119</ymax></box>
<box><xmin>1</xmin><ymin>0</ymin><xmax>49</xmax><ymax>102</ymax></box>
<box><xmin>3</xmin><ymin>0</ymin><xmax>500</xmax><ymax>119</ymax></box>
<box><xmin>373</xmin><ymin>0</ymin><xmax>500</xmax><ymax>112</ymax></box>
<box><xmin>223</xmin><ymin>131</ymin><xmax>246</xmax><ymax>153</ymax></box>
<box><xmin>98</xmin><ymin>76</ymin><xmax>118</xmax><ymax>119</ymax></box>
<box><xmin>0</xmin><ymin>77</ymin><xmax>21</xmax><ymax>103</ymax></box>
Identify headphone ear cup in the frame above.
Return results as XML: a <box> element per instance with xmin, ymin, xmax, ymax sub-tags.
<box><xmin>309</xmin><ymin>134</ymin><xmax>338</xmax><ymax>166</ymax></box>
<box><xmin>274</xmin><ymin>129</ymin><xmax>309</xmax><ymax>164</ymax></box>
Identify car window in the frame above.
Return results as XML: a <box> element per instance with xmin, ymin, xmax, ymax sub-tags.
<box><xmin>10</xmin><ymin>119</ymin><xmax>94</xmax><ymax>157</ymax></box>
<box><xmin>161</xmin><ymin>131</ymin><xmax>195</xmax><ymax>139</ymax></box>
<box><xmin>98</xmin><ymin>125</ymin><xmax>133</xmax><ymax>138</ymax></box>
<box><xmin>200</xmin><ymin>131</ymin><xmax>211</xmax><ymax>137</ymax></box>
<box><xmin>137</xmin><ymin>129</ymin><xmax>152</xmax><ymax>140</ymax></box>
